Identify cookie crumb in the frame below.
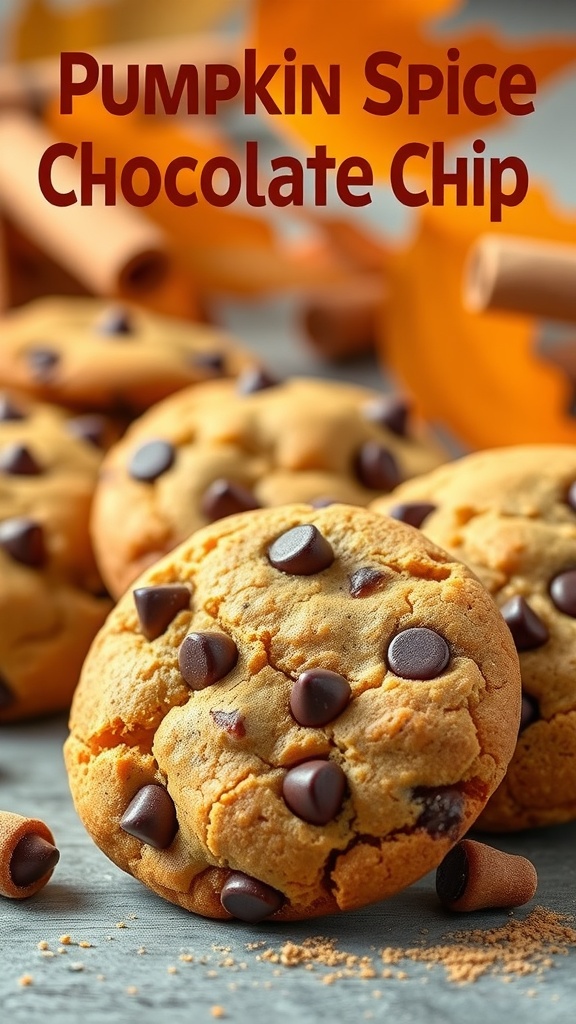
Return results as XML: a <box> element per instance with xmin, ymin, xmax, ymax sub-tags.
<box><xmin>59</xmin><ymin>934</ymin><xmax>72</xmax><ymax>945</ymax></box>
<box><xmin>116</xmin><ymin>921</ymin><xmax>127</xmax><ymax>929</ymax></box>
<box><xmin>37</xmin><ymin>940</ymin><xmax>49</xmax><ymax>950</ymax></box>
<box><xmin>18</xmin><ymin>974</ymin><xmax>33</xmax><ymax>987</ymax></box>
<box><xmin>69</xmin><ymin>962</ymin><xmax>84</xmax><ymax>972</ymax></box>
<box><xmin>211</xmin><ymin>1008</ymin><xmax>225</xmax><ymax>1019</ymax></box>
<box><xmin>178</xmin><ymin>953</ymin><xmax>194</xmax><ymax>963</ymax></box>
<box><xmin>137</xmin><ymin>947</ymin><xmax>147</xmax><ymax>956</ymax></box>
<box><xmin>78</xmin><ymin>941</ymin><xmax>92</xmax><ymax>949</ymax></box>
<box><xmin>126</xmin><ymin>986</ymin><xmax>138</xmax><ymax>996</ymax></box>
<box><xmin>167</xmin><ymin>966</ymin><xmax>177</xmax><ymax>975</ymax></box>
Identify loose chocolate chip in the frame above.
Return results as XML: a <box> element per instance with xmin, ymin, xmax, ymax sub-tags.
<box><xmin>268</xmin><ymin>524</ymin><xmax>334</xmax><ymax>576</ymax></box>
<box><xmin>66</xmin><ymin>414</ymin><xmax>108</xmax><ymax>449</ymax></box>
<box><xmin>282</xmin><ymin>759</ymin><xmax>346</xmax><ymax>825</ymax></box>
<box><xmin>348</xmin><ymin>566</ymin><xmax>387</xmax><ymax>598</ymax></box>
<box><xmin>0</xmin><ymin>673</ymin><xmax>15</xmax><ymax>710</ymax></box>
<box><xmin>0</xmin><ymin>444</ymin><xmax>42</xmax><ymax>476</ymax></box>
<box><xmin>189</xmin><ymin>352</ymin><xmax>225</xmax><ymax>373</ymax></box>
<box><xmin>94</xmin><ymin>306</ymin><xmax>133</xmax><ymax>335</ymax></box>
<box><xmin>549</xmin><ymin>569</ymin><xmax>576</xmax><ymax>617</ymax></box>
<box><xmin>0</xmin><ymin>394</ymin><xmax>26</xmax><ymax>421</ymax></box>
<box><xmin>10</xmin><ymin>834</ymin><xmax>60</xmax><ymax>888</ymax></box>
<box><xmin>414</xmin><ymin>786</ymin><xmax>465</xmax><ymax>839</ymax></box>
<box><xmin>210</xmin><ymin>709</ymin><xmax>246</xmax><ymax>738</ymax></box>
<box><xmin>201</xmin><ymin>479</ymin><xmax>260</xmax><ymax>523</ymax></box>
<box><xmin>567</xmin><ymin>481</ymin><xmax>576</xmax><ymax>513</ymax></box>
<box><xmin>178</xmin><ymin>632</ymin><xmax>238</xmax><ymax>690</ymax></box>
<box><xmin>26</xmin><ymin>347</ymin><xmax>60</xmax><ymax>379</ymax></box>
<box><xmin>500</xmin><ymin>595</ymin><xmax>549</xmax><ymax>651</ymax></box>
<box><xmin>120</xmin><ymin>784</ymin><xmax>178</xmax><ymax>849</ymax></box>
<box><xmin>387</xmin><ymin>627</ymin><xmax>450</xmax><ymax>680</ymax></box>
<box><xmin>519</xmin><ymin>693</ymin><xmax>539</xmax><ymax>733</ymax></box>
<box><xmin>220</xmin><ymin>872</ymin><xmax>284</xmax><ymax>922</ymax></box>
<box><xmin>133</xmin><ymin>584</ymin><xmax>191</xmax><ymax>641</ymax></box>
<box><xmin>236</xmin><ymin>367</ymin><xmax>278</xmax><ymax>395</ymax></box>
<box><xmin>0</xmin><ymin>518</ymin><xmax>46</xmax><ymax>567</ymax></box>
<box><xmin>355</xmin><ymin>441</ymin><xmax>401</xmax><ymax>491</ymax></box>
<box><xmin>387</xmin><ymin>501</ymin><xmax>437</xmax><ymax>529</ymax></box>
<box><xmin>290</xmin><ymin>669</ymin><xmax>351</xmax><ymax>727</ymax></box>
<box><xmin>435</xmin><ymin>843</ymin><xmax>469</xmax><ymax>904</ymax></box>
<box><xmin>363</xmin><ymin>395</ymin><xmax>410</xmax><ymax>437</ymax></box>
<box><xmin>128</xmin><ymin>440</ymin><xmax>175</xmax><ymax>482</ymax></box>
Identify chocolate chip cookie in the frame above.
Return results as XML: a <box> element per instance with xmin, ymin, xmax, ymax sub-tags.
<box><xmin>65</xmin><ymin>503</ymin><xmax>520</xmax><ymax>921</ymax></box>
<box><xmin>0</xmin><ymin>297</ymin><xmax>257</xmax><ymax>414</ymax></box>
<box><xmin>0</xmin><ymin>389</ymin><xmax>112</xmax><ymax>721</ymax></box>
<box><xmin>372</xmin><ymin>445</ymin><xmax>576</xmax><ymax>831</ymax></box>
<box><xmin>90</xmin><ymin>377</ymin><xmax>447</xmax><ymax>597</ymax></box>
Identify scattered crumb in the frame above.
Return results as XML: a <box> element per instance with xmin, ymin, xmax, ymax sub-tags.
<box><xmin>116</xmin><ymin>922</ymin><xmax>127</xmax><ymax>929</ymax></box>
<box><xmin>167</xmin><ymin>966</ymin><xmax>177</xmax><ymax>975</ymax></box>
<box><xmin>137</xmin><ymin>947</ymin><xmax>147</xmax><ymax>956</ymax></box>
<box><xmin>59</xmin><ymin>935</ymin><xmax>72</xmax><ymax>945</ymax></box>
<box><xmin>18</xmin><ymin>975</ymin><xmax>33</xmax><ymax>987</ymax></box>
<box><xmin>97</xmin><ymin>975</ymin><xmax>105</xmax><ymax>982</ymax></box>
<box><xmin>69</xmin><ymin>962</ymin><xmax>84</xmax><ymax>972</ymax></box>
<box><xmin>126</xmin><ymin>986</ymin><xmax>138</xmax><ymax>996</ymax></box>
<box><xmin>37</xmin><ymin>941</ymin><xmax>49</xmax><ymax>951</ymax></box>
<box><xmin>211</xmin><ymin>1008</ymin><xmax>225</xmax><ymax>1020</ymax></box>
<box><xmin>206</xmin><ymin>970</ymin><xmax>219</xmax><ymax>978</ymax></box>
<box><xmin>78</xmin><ymin>941</ymin><xmax>92</xmax><ymax>949</ymax></box>
<box><xmin>41</xmin><ymin>951</ymin><xmax>55</xmax><ymax>959</ymax></box>
<box><xmin>178</xmin><ymin>953</ymin><xmax>194</xmax><ymax>963</ymax></box>
<box><xmin>57</xmin><ymin>947</ymin><xmax>68</xmax><ymax>955</ymax></box>
<box><xmin>128</xmin><ymin>914</ymin><xmax>138</xmax><ymax>920</ymax></box>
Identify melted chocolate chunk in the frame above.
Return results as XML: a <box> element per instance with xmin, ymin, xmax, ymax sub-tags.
<box><xmin>0</xmin><ymin>444</ymin><xmax>42</xmax><ymax>476</ymax></box>
<box><xmin>0</xmin><ymin>673</ymin><xmax>15</xmax><ymax>710</ymax></box>
<box><xmin>128</xmin><ymin>440</ymin><xmax>175</xmax><ymax>482</ymax></box>
<box><xmin>282</xmin><ymin>760</ymin><xmax>346</xmax><ymax>825</ymax></box>
<box><xmin>549</xmin><ymin>569</ymin><xmax>576</xmax><ymax>617</ymax></box>
<box><xmin>363</xmin><ymin>395</ymin><xmax>410</xmax><ymax>437</ymax></box>
<box><xmin>387</xmin><ymin>627</ymin><xmax>450</xmax><ymax>680</ymax></box>
<box><xmin>26</xmin><ymin>347</ymin><xmax>60</xmax><ymax>380</ymax></box>
<box><xmin>290</xmin><ymin>669</ymin><xmax>351</xmax><ymax>727</ymax></box>
<box><xmin>236</xmin><ymin>368</ymin><xmax>278</xmax><ymax>395</ymax></box>
<box><xmin>348</xmin><ymin>566</ymin><xmax>387</xmax><ymax>598</ymax></box>
<box><xmin>66</xmin><ymin>414</ymin><xmax>108</xmax><ymax>449</ymax></box>
<box><xmin>210</xmin><ymin>709</ymin><xmax>246</xmax><ymax>738</ymax></box>
<box><xmin>10</xmin><ymin>834</ymin><xmax>60</xmax><ymax>888</ymax></box>
<box><xmin>387</xmin><ymin>501</ymin><xmax>437</xmax><ymax>529</ymax></box>
<box><xmin>268</xmin><ymin>524</ymin><xmax>334</xmax><ymax>576</ymax></box>
<box><xmin>500</xmin><ymin>595</ymin><xmax>549</xmax><ymax>651</ymax></box>
<box><xmin>201</xmin><ymin>479</ymin><xmax>260</xmax><ymax>523</ymax></box>
<box><xmin>178</xmin><ymin>632</ymin><xmax>238</xmax><ymax>690</ymax></box>
<box><xmin>414</xmin><ymin>786</ymin><xmax>465</xmax><ymax>839</ymax></box>
<box><xmin>0</xmin><ymin>518</ymin><xmax>46</xmax><ymax>567</ymax></box>
<box><xmin>355</xmin><ymin>441</ymin><xmax>401</xmax><ymax>491</ymax></box>
<box><xmin>0</xmin><ymin>394</ymin><xmax>26</xmax><ymax>421</ymax></box>
<box><xmin>220</xmin><ymin>872</ymin><xmax>284</xmax><ymax>922</ymax></box>
<box><xmin>94</xmin><ymin>306</ymin><xmax>133</xmax><ymax>335</ymax></box>
<box><xmin>435</xmin><ymin>843</ymin><xmax>469</xmax><ymax>904</ymax></box>
<box><xmin>120</xmin><ymin>784</ymin><xmax>178</xmax><ymax>849</ymax></box>
<box><xmin>519</xmin><ymin>693</ymin><xmax>539</xmax><ymax>733</ymax></box>
<box><xmin>133</xmin><ymin>584</ymin><xmax>191</xmax><ymax>641</ymax></box>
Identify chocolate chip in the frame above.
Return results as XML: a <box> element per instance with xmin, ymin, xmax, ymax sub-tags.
<box><xmin>435</xmin><ymin>843</ymin><xmax>468</xmax><ymax>904</ymax></box>
<box><xmin>0</xmin><ymin>518</ymin><xmax>46</xmax><ymax>567</ymax></box>
<box><xmin>178</xmin><ymin>632</ymin><xmax>238</xmax><ymax>690</ymax></box>
<box><xmin>414</xmin><ymin>786</ymin><xmax>465</xmax><ymax>839</ymax></box>
<box><xmin>189</xmin><ymin>352</ymin><xmax>225</xmax><ymax>373</ymax></box>
<box><xmin>355</xmin><ymin>441</ymin><xmax>401</xmax><ymax>491</ymax></box>
<box><xmin>387</xmin><ymin>627</ymin><xmax>450</xmax><ymax>680</ymax></box>
<box><xmin>220</xmin><ymin>872</ymin><xmax>284</xmax><ymax>922</ymax></box>
<box><xmin>387</xmin><ymin>501</ymin><xmax>437</xmax><ymax>529</ymax></box>
<box><xmin>282</xmin><ymin>759</ymin><xmax>346</xmax><ymax>825</ymax></box>
<box><xmin>210</xmin><ymin>709</ymin><xmax>246</xmax><ymax>738</ymax></box>
<box><xmin>549</xmin><ymin>569</ymin><xmax>576</xmax><ymax>617</ymax></box>
<box><xmin>0</xmin><ymin>673</ymin><xmax>15</xmax><ymax>710</ymax></box>
<box><xmin>268</xmin><ymin>524</ymin><xmax>334</xmax><ymax>575</ymax></box>
<box><xmin>66</xmin><ymin>414</ymin><xmax>108</xmax><ymax>449</ymax></box>
<box><xmin>94</xmin><ymin>305</ymin><xmax>133</xmax><ymax>335</ymax></box>
<box><xmin>201</xmin><ymin>479</ymin><xmax>260</xmax><ymax>523</ymax></box>
<box><xmin>500</xmin><ymin>595</ymin><xmax>549</xmax><ymax>651</ymax></box>
<box><xmin>237</xmin><ymin>368</ymin><xmax>278</xmax><ymax>395</ymax></box>
<box><xmin>290</xmin><ymin>669</ymin><xmax>351</xmax><ymax>727</ymax></box>
<box><xmin>566</xmin><ymin>480</ymin><xmax>576</xmax><ymax>513</ymax></box>
<box><xmin>0</xmin><ymin>394</ymin><xmax>26</xmax><ymax>421</ymax></box>
<box><xmin>364</xmin><ymin>395</ymin><xmax>410</xmax><ymax>437</ymax></box>
<box><xmin>519</xmin><ymin>693</ymin><xmax>539</xmax><ymax>733</ymax></box>
<box><xmin>120</xmin><ymin>784</ymin><xmax>178</xmax><ymax>849</ymax></box>
<box><xmin>0</xmin><ymin>444</ymin><xmax>42</xmax><ymax>476</ymax></box>
<box><xmin>26</xmin><ymin>347</ymin><xmax>60</xmax><ymax>380</ymax></box>
<box><xmin>133</xmin><ymin>584</ymin><xmax>191</xmax><ymax>641</ymax></box>
<box><xmin>10</xmin><ymin>833</ymin><xmax>60</xmax><ymax>888</ymax></box>
<box><xmin>348</xmin><ymin>566</ymin><xmax>387</xmax><ymax>597</ymax></box>
<box><xmin>128</xmin><ymin>440</ymin><xmax>175</xmax><ymax>482</ymax></box>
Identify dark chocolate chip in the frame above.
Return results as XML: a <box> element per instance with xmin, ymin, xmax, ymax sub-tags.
<box><xmin>220</xmin><ymin>872</ymin><xmax>284</xmax><ymax>922</ymax></box>
<box><xmin>66</xmin><ymin>414</ymin><xmax>108</xmax><ymax>449</ymax></box>
<box><xmin>26</xmin><ymin>347</ymin><xmax>60</xmax><ymax>380</ymax></box>
<box><xmin>387</xmin><ymin>627</ymin><xmax>449</xmax><ymax>680</ymax></box>
<box><xmin>236</xmin><ymin>368</ymin><xmax>278</xmax><ymax>395</ymax></box>
<box><xmin>282</xmin><ymin>759</ymin><xmax>346</xmax><ymax>825</ymax></box>
<box><xmin>133</xmin><ymin>584</ymin><xmax>191</xmax><ymax>641</ymax></box>
<box><xmin>201</xmin><ymin>479</ymin><xmax>260</xmax><ymax>523</ymax></box>
<box><xmin>210</xmin><ymin>709</ymin><xmax>246</xmax><ymax>739</ymax></box>
<box><xmin>9</xmin><ymin>833</ymin><xmax>60</xmax><ymax>888</ymax></box>
<box><xmin>435</xmin><ymin>843</ymin><xmax>469</xmax><ymax>905</ymax></box>
<box><xmin>290</xmin><ymin>669</ymin><xmax>351</xmax><ymax>727</ymax></box>
<box><xmin>94</xmin><ymin>306</ymin><xmax>133</xmax><ymax>335</ymax></box>
<box><xmin>414</xmin><ymin>786</ymin><xmax>465</xmax><ymax>839</ymax></box>
<box><xmin>567</xmin><ymin>481</ymin><xmax>576</xmax><ymax>513</ymax></box>
<box><xmin>355</xmin><ymin>441</ymin><xmax>401</xmax><ymax>491</ymax></box>
<box><xmin>128</xmin><ymin>440</ymin><xmax>175</xmax><ymax>482</ymax></box>
<box><xmin>189</xmin><ymin>352</ymin><xmax>225</xmax><ymax>373</ymax></box>
<box><xmin>348</xmin><ymin>566</ymin><xmax>387</xmax><ymax>598</ymax></box>
<box><xmin>0</xmin><ymin>518</ymin><xmax>46</xmax><ymax>567</ymax></box>
<box><xmin>0</xmin><ymin>394</ymin><xmax>26</xmax><ymax>421</ymax></box>
<box><xmin>0</xmin><ymin>673</ymin><xmax>15</xmax><ymax>710</ymax></box>
<box><xmin>519</xmin><ymin>693</ymin><xmax>539</xmax><ymax>733</ymax></box>
<box><xmin>268</xmin><ymin>524</ymin><xmax>334</xmax><ymax>576</ymax></box>
<box><xmin>500</xmin><ymin>595</ymin><xmax>549</xmax><ymax>651</ymax></box>
<box><xmin>549</xmin><ymin>569</ymin><xmax>576</xmax><ymax>617</ymax></box>
<box><xmin>387</xmin><ymin>501</ymin><xmax>437</xmax><ymax>529</ymax></box>
<box><xmin>0</xmin><ymin>444</ymin><xmax>42</xmax><ymax>476</ymax></box>
<box><xmin>120</xmin><ymin>784</ymin><xmax>178</xmax><ymax>849</ymax></box>
<box><xmin>178</xmin><ymin>632</ymin><xmax>238</xmax><ymax>690</ymax></box>
<box><xmin>363</xmin><ymin>395</ymin><xmax>410</xmax><ymax>437</ymax></box>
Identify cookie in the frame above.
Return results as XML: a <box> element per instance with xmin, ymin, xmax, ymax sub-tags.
<box><xmin>371</xmin><ymin>445</ymin><xmax>576</xmax><ymax>831</ymax></box>
<box><xmin>65</xmin><ymin>503</ymin><xmax>520</xmax><ymax>921</ymax></box>
<box><xmin>0</xmin><ymin>389</ymin><xmax>112</xmax><ymax>721</ymax></box>
<box><xmin>0</xmin><ymin>297</ymin><xmax>257</xmax><ymax>414</ymax></box>
<box><xmin>91</xmin><ymin>377</ymin><xmax>447</xmax><ymax>597</ymax></box>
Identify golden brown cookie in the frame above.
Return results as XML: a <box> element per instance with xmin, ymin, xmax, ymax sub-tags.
<box><xmin>91</xmin><ymin>377</ymin><xmax>447</xmax><ymax>597</ymax></box>
<box><xmin>0</xmin><ymin>390</ymin><xmax>112</xmax><ymax>721</ymax></box>
<box><xmin>371</xmin><ymin>445</ymin><xmax>576</xmax><ymax>831</ymax></box>
<box><xmin>0</xmin><ymin>297</ymin><xmax>256</xmax><ymax>414</ymax></box>
<box><xmin>65</xmin><ymin>504</ymin><xmax>520</xmax><ymax>922</ymax></box>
